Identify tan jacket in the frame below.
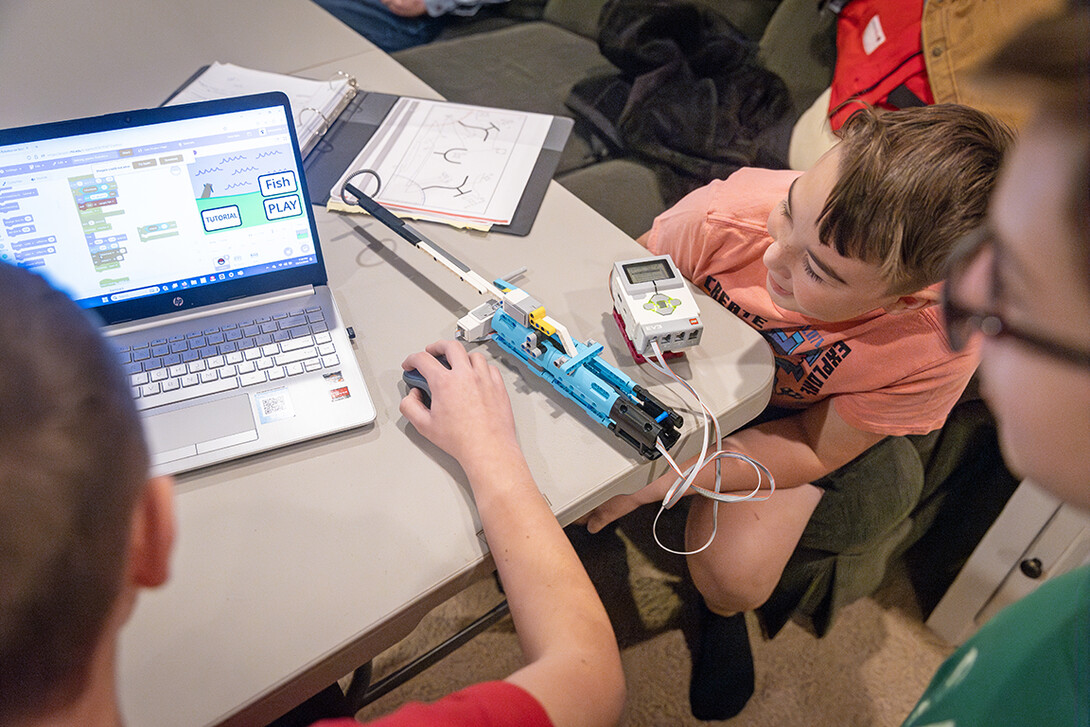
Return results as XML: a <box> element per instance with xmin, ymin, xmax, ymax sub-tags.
<box><xmin>922</xmin><ymin>0</ymin><xmax>1064</xmax><ymax>129</ymax></box>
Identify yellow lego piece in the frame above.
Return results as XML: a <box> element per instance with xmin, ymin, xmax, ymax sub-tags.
<box><xmin>528</xmin><ymin>306</ymin><xmax>556</xmax><ymax>335</ymax></box>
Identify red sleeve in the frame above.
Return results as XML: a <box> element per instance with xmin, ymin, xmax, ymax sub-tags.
<box><xmin>315</xmin><ymin>681</ymin><xmax>553</xmax><ymax>727</ymax></box>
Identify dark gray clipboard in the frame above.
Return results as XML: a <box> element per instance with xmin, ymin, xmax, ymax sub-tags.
<box><xmin>302</xmin><ymin>91</ymin><xmax>573</xmax><ymax>236</ymax></box>
<box><xmin>164</xmin><ymin>70</ymin><xmax>573</xmax><ymax>235</ymax></box>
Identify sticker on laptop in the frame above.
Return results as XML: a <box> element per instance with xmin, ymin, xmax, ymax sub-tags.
<box><xmin>330</xmin><ymin>386</ymin><xmax>351</xmax><ymax>402</ymax></box>
<box><xmin>254</xmin><ymin>387</ymin><xmax>295</xmax><ymax>423</ymax></box>
<box><xmin>323</xmin><ymin>370</ymin><xmax>345</xmax><ymax>384</ymax></box>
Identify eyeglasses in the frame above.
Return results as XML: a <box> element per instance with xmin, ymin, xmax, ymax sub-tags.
<box><xmin>943</xmin><ymin>227</ymin><xmax>1090</xmax><ymax>368</ymax></box>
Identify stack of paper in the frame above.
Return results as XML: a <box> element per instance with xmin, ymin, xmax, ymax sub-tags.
<box><xmin>326</xmin><ymin>97</ymin><xmax>553</xmax><ymax>231</ymax></box>
<box><xmin>166</xmin><ymin>62</ymin><xmax>355</xmax><ymax>157</ymax></box>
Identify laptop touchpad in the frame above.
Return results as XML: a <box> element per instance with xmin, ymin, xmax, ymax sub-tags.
<box><xmin>145</xmin><ymin>394</ymin><xmax>257</xmax><ymax>463</ymax></box>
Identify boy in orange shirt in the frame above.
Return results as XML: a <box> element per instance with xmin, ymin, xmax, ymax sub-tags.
<box><xmin>586</xmin><ymin>104</ymin><xmax>1012</xmax><ymax>719</ymax></box>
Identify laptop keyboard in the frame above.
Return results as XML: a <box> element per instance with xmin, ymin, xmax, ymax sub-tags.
<box><xmin>116</xmin><ymin>305</ymin><xmax>340</xmax><ymax>411</ymax></box>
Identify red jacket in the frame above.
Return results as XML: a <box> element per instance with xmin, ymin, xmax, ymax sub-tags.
<box><xmin>827</xmin><ymin>0</ymin><xmax>934</xmax><ymax>130</ymax></box>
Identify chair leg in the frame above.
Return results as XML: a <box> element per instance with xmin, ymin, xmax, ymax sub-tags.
<box><xmin>344</xmin><ymin>661</ymin><xmax>373</xmax><ymax>714</ymax></box>
<box><xmin>346</xmin><ymin>600</ymin><xmax>510</xmax><ymax>713</ymax></box>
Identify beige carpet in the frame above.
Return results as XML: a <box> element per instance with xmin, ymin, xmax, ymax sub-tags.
<box><xmin>353</xmin><ymin>512</ymin><xmax>953</xmax><ymax>726</ymax></box>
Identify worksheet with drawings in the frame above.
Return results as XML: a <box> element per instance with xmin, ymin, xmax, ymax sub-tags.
<box><xmin>327</xmin><ymin>97</ymin><xmax>554</xmax><ymax>231</ymax></box>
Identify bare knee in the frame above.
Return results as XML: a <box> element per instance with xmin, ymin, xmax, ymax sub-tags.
<box><xmin>687</xmin><ymin>550</ymin><xmax>781</xmax><ymax>614</ymax></box>
<box><xmin>684</xmin><ymin>497</ymin><xmax>801</xmax><ymax>614</ymax></box>
<box><xmin>684</xmin><ymin>483</ymin><xmax>822</xmax><ymax>614</ymax></box>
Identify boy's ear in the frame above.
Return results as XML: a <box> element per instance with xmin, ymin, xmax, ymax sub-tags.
<box><xmin>128</xmin><ymin>475</ymin><xmax>176</xmax><ymax>589</ymax></box>
<box><xmin>885</xmin><ymin>287</ymin><xmax>941</xmax><ymax>314</ymax></box>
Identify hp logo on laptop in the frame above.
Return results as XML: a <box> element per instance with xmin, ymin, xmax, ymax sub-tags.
<box><xmin>173</xmin><ymin>297</ymin><xmax>184</xmax><ymax>307</ymax></box>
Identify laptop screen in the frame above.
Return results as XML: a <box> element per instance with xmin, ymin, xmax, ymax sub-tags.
<box><xmin>0</xmin><ymin>93</ymin><xmax>326</xmax><ymax>324</ymax></box>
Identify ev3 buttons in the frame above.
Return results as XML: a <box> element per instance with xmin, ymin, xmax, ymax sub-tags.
<box><xmin>644</xmin><ymin>292</ymin><xmax>682</xmax><ymax>316</ymax></box>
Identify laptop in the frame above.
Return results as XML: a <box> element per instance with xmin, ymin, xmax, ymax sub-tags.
<box><xmin>0</xmin><ymin>92</ymin><xmax>376</xmax><ymax>475</ymax></box>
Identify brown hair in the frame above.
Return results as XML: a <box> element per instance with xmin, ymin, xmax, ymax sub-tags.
<box><xmin>976</xmin><ymin>6</ymin><xmax>1090</xmax><ymax>285</ymax></box>
<box><xmin>818</xmin><ymin>105</ymin><xmax>1014</xmax><ymax>295</ymax></box>
<box><xmin>0</xmin><ymin>264</ymin><xmax>149</xmax><ymax>723</ymax></box>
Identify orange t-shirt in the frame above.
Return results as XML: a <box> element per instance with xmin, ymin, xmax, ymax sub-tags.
<box><xmin>646</xmin><ymin>167</ymin><xmax>978</xmax><ymax>436</ymax></box>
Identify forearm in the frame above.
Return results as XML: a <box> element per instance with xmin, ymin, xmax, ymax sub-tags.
<box><xmin>586</xmin><ymin>400</ymin><xmax>884</xmax><ymax>534</ymax></box>
<box><xmin>675</xmin><ymin>418</ymin><xmax>835</xmax><ymax>496</ymax></box>
<box><xmin>400</xmin><ymin>342</ymin><xmax>624</xmax><ymax>725</ymax></box>
<box><xmin>463</xmin><ymin>448</ymin><xmax>624</xmax><ymax>727</ymax></box>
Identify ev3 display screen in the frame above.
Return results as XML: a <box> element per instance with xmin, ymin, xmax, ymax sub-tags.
<box><xmin>624</xmin><ymin>259</ymin><xmax>674</xmax><ymax>285</ymax></box>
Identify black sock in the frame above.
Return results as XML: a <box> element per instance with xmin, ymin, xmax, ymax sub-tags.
<box><xmin>688</xmin><ymin>605</ymin><xmax>755</xmax><ymax>721</ymax></box>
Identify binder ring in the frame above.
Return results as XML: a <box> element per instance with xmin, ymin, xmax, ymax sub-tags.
<box><xmin>340</xmin><ymin>169</ymin><xmax>382</xmax><ymax>206</ymax></box>
<box><xmin>297</xmin><ymin>106</ymin><xmax>331</xmax><ymax>137</ymax></box>
<box><xmin>329</xmin><ymin>70</ymin><xmax>359</xmax><ymax>90</ymax></box>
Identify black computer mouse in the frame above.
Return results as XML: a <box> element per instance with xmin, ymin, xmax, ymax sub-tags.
<box><xmin>402</xmin><ymin>354</ymin><xmax>450</xmax><ymax>407</ymax></box>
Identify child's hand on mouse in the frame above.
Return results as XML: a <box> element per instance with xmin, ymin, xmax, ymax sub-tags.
<box><xmin>400</xmin><ymin>340</ymin><xmax>521</xmax><ymax>470</ymax></box>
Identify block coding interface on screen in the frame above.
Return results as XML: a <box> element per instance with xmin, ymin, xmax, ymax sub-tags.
<box><xmin>0</xmin><ymin>106</ymin><xmax>317</xmax><ymax>309</ymax></box>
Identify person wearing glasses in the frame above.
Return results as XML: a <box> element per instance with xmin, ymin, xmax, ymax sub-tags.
<box><xmin>903</xmin><ymin>7</ymin><xmax>1089</xmax><ymax>725</ymax></box>
<box><xmin>584</xmin><ymin>103</ymin><xmax>1013</xmax><ymax>719</ymax></box>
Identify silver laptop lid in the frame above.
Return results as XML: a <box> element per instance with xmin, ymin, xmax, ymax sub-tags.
<box><xmin>0</xmin><ymin>92</ymin><xmax>325</xmax><ymax>325</ymax></box>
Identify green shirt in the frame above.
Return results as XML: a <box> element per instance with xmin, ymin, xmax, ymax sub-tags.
<box><xmin>904</xmin><ymin>564</ymin><xmax>1090</xmax><ymax>726</ymax></box>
